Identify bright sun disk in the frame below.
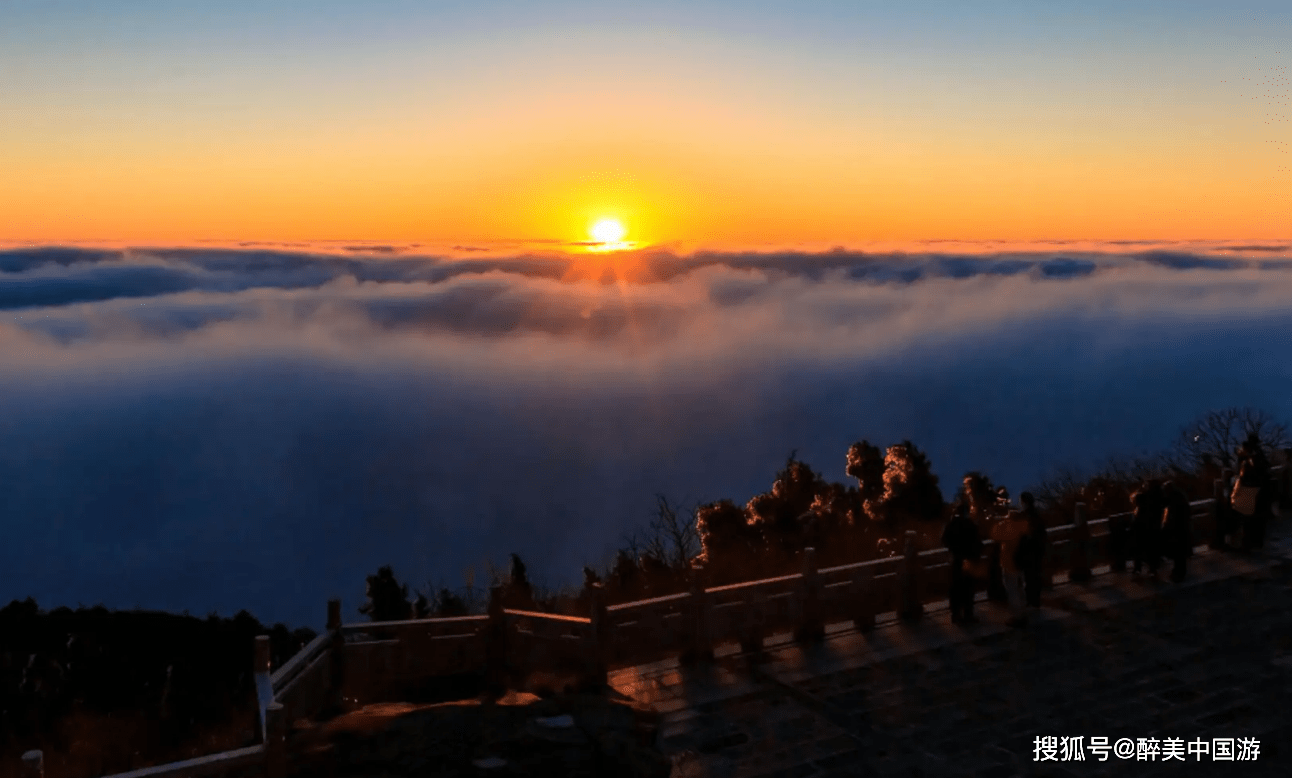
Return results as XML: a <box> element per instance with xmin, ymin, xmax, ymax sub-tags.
<box><xmin>590</xmin><ymin>218</ymin><xmax>626</xmax><ymax>244</ymax></box>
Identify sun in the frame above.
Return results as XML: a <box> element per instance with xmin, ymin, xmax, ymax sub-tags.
<box><xmin>589</xmin><ymin>218</ymin><xmax>627</xmax><ymax>245</ymax></box>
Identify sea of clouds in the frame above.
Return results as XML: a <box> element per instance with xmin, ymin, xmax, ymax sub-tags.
<box><xmin>2</xmin><ymin>240</ymin><xmax>1290</xmax><ymax>629</ymax></box>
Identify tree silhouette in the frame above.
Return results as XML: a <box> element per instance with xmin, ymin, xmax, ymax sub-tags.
<box><xmin>1172</xmin><ymin>407</ymin><xmax>1289</xmax><ymax>472</ymax></box>
<box><xmin>412</xmin><ymin>591</ymin><xmax>431</xmax><ymax>619</ymax></box>
<box><xmin>1080</xmin><ymin>474</ymin><xmax>1132</xmax><ymax>518</ymax></box>
<box><xmin>808</xmin><ymin>482</ymin><xmax>858</xmax><ymax>537</ymax></box>
<box><xmin>0</xmin><ymin>599</ymin><xmax>316</xmax><ymax>776</ymax></box>
<box><xmin>880</xmin><ymin>440</ymin><xmax>944</xmax><ymax>522</ymax></box>
<box><xmin>641</xmin><ymin>494</ymin><xmax>700</xmax><ymax>572</ymax></box>
<box><xmin>501</xmin><ymin>553</ymin><xmax>536</xmax><ymax>610</ymax></box>
<box><xmin>745</xmin><ymin>454</ymin><xmax>826</xmax><ymax>554</ymax></box>
<box><xmin>358</xmin><ymin>565</ymin><xmax>413</xmax><ymax>622</ymax></box>
<box><xmin>695</xmin><ymin>498</ymin><xmax>759</xmax><ymax>577</ymax></box>
<box><xmin>638</xmin><ymin>551</ymin><xmax>673</xmax><ymax>596</ymax></box>
<box><xmin>432</xmin><ymin>588</ymin><xmax>468</xmax><ymax>617</ymax></box>
<box><xmin>616</xmin><ymin>494</ymin><xmax>701</xmax><ymax>598</ymax></box>
<box><xmin>846</xmin><ymin>440</ymin><xmax>886</xmax><ymax>519</ymax></box>
<box><xmin>609</xmin><ymin>549</ymin><xmax>642</xmax><ymax>600</ymax></box>
<box><xmin>961</xmin><ymin>471</ymin><xmax>998</xmax><ymax>523</ymax></box>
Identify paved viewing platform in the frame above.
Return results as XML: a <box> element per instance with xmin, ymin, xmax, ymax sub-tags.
<box><xmin>610</xmin><ymin>519</ymin><xmax>1292</xmax><ymax>778</ymax></box>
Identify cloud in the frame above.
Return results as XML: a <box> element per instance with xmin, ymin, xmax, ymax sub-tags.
<box><xmin>1138</xmin><ymin>251</ymin><xmax>1250</xmax><ymax>271</ymax></box>
<box><xmin>1219</xmin><ymin>244</ymin><xmax>1291</xmax><ymax>253</ymax></box>
<box><xmin>2</xmin><ymin>241</ymin><xmax>1291</xmax><ymax>628</ymax></box>
<box><xmin>0</xmin><ymin>246</ymin><xmax>122</xmax><ymax>273</ymax></box>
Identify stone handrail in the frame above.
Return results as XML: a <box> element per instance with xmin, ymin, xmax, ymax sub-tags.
<box><xmin>338</xmin><ymin>613</ymin><xmax>488</xmax><ymax>639</ymax></box>
<box><xmin>92</xmin><ymin>745</ymin><xmax>266</xmax><ymax>778</ymax></box>
<box><xmin>605</xmin><ymin>590</ymin><xmax>690</xmax><ymax>613</ymax></box>
<box><xmin>503</xmin><ymin>608</ymin><xmax>592</xmax><ymax>626</ymax></box>
<box><xmin>601</xmin><ymin>591</ymin><xmax>690</xmax><ymax>664</ymax></box>
<box><xmin>269</xmin><ymin>632</ymin><xmax>332</xmax><ymax>693</ymax></box>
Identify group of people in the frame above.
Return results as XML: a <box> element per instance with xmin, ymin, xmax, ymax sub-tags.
<box><xmin>941</xmin><ymin>434</ymin><xmax>1281</xmax><ymax>628</ymax></box>
<box><xmin>1122</xmin><ymin>479</ymin><xmax>1194</xmax><ymax>582</ymax></box>
<box><xmin>941</xmin><ymin>491</ymin><xmax>1046</xmax><ymax>628</ymax></box>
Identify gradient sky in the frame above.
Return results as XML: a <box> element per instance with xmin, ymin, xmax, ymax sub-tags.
<box><xmin>3</xmin><ymin>0</ymin><xmax>1290</xmax><ymax>247</ymax></box>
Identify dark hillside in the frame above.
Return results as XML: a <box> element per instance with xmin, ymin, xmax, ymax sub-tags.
<box><xmin>0</xmin><ymin>600</ymin><xmax>314</xmax><ymax>778</ymax></box>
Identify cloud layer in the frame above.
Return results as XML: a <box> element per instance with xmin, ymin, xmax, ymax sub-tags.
<box><xmin>3</xmin><ymin>241</ymin><xmax>1291</xmax><ymax>628</ymax></box>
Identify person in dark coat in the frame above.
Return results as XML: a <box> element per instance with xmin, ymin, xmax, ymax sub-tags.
<box><xmin>1160</xmin><ymin>481</ymin><xmax>1192</xmax><ymax>582</ymax></box>
<box><xmin>985</xmin><ymin>486</ymin><xmax>1012</xmax><ymax>602</ymax></box>
<box><xmin>1129</xmin><ymin>480</ymin><xmax>1165</xmax><ymax>576</ymax></box>
<box><xmin>1015</xmin><ymin>492</ymin><xmax>1047</xmax><ymax>608</ymax></box>
<box><xmin>1237</xmin><ymin>433</ymin><xmax>1270</xmax><ymax>473</ymax></box>
<box><xmin>942</xmin><ymin>501</ymin><xmax>983</xmax><ymax>624</ymax></box>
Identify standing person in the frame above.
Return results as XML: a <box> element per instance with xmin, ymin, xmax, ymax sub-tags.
<box><xmin>1129</xmin><ymin>480</ymin><xmax>1165</xmax><ymax>576</ymax></box>
<box><xmin>1236</xmin><ymin>434</ymin><xmax>1271</xmax><ymax>550</ymax></box>
<box><xmin>1160</xmin><ymin>481</ymin><xmax>1193</xmax><ymax>583</ymax></box>
<box><xmin>985</xmin><ymin>486</ymin><xmax>1012</xmax><ymax>603</ymax></box>
<box><xmin>1016</xmin><ymin>492</ymin><xmax>1047</xmax><ymax>608</ymax></box>
<box><xmin>1237</xmin><ymin>433</ymin><xmax>1270</xmax><ymax>473</ymax></box>
<box><xmin>991</xmin><ymin>503</ymin><xmax>1031</xmax><ymax>627</ymax></box>
<box><xmin>942</xmin><ymin>501</ymin><xmax>984</xmax><ymax>624</ymax></box>
<box><xmin>1232</xmin><ymin>460</ymin><xmax>1265</xmax><ymax>550</ymax></box>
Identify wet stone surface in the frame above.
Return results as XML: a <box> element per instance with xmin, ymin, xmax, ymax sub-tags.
<box><xmin>284</xmin><ymin>691</ymin><xmax>671</xmax><ymax>778</ymax></box>
<box><xmin>641</xmin><ymin>547</ymin><xmax>1292</xmax><ymax>777</ymax></box>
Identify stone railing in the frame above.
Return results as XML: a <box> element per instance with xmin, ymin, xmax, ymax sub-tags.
<box><xmin>320</xmin><ymin>467</ymin><xmax>1290</xmax><ymax>708</ymax></box>
<box><xmin>25</xmin><ymin>466</ymin><xmax>1280</xmax><ymax>778</ymax></box>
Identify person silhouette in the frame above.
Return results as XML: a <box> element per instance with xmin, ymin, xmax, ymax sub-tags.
<box><xmin>942</xmin><ymin>501</ymin><xmax>983</xmax><ymax>624</ymax></box>
<box><xmin>1160</xmin><ymin>481</ymin><xmax>1193</xmax><ymax>583</ymax></box>
<box><xmin>1129</xmin><ymin>480</ymin><xmax>1166</xmax><ymax>576</ymax></box>
<box><xmin>1016</xmin><ymin>492</ymin><xmax>1047</xmax><ymax>608</ymax></box>
<box><xmin>992</xmin><ymin>503</ymin><xmax>1031</xmax><ymax>627</ymax></box>
<box><xmin>1235</xmin><ymin>435</ymin><xmax>1271</xmax><ymax>549</ymax></box>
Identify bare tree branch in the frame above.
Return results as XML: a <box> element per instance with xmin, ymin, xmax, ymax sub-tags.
<box><xmin>1173</xmin><ymin>407</ymin><xmax>1290</xmax><ymax>471</ymax></box>
<box><xmin>652</xmin><ymin>493</ymin><xmax>700</xmax><ymax>570</ymax></box>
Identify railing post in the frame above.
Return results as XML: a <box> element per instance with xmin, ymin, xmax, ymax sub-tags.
<box><xmin>484</xmin><ymin>585</ymin><xmax>508</xmax><ymax>698</ymax></box>
<box><xmin>253</xmin><ymin>634</ymin><xmax>276</xmax><ymax>742</ymax></box>
<box><xmin>1210</xmin><ymin>478</ymin><xmax>1230</xmax><ymax>550</ymax></box>
<box><xmin>21</xmin><ymin>750</ymin><xmax>42</xmax><ymax>778</ymax></box>
<box><xmin>327</xmin><ymin>599</ymin><xmax>346</xmax><ymax>712</ymax></box>
<box><xmin>899</xmin><ymin>531</ymin><xmax>923</xmax><ymax>621</ymax></box>
<box><xmin>741</xmin><ymin>588</ymin><xmax>766</xmax><ymax>655</ymax></box>
<box><xmin>265</xmin><ymin>702</ymin><xmax>286</xmax><ymax>778</ymax></box>
<box><xmin>849</xmin><ymin>565</ymin><xmax>875</xmax><ymax>632</ymax></box>
<box><xmin>585</xmin><ymin>581</ymin><xmax>608</xmax><ymax>691</ymax></box>
<box><xmin>1280</xmin><ymin>453</ymin><xmax>1292</xmax><ymax>506</ymax></box>
<box><xmin>1069</xmin><ymin>503</ymin><xmax>1091</xmax><ymax>582</ymax></box>
<box><xmin>681</xmin><ymin>565</ymin><xmax>713</xmax><ymax>665</ymax></box>
<box><xmin>255</xmin><ymin>634</ymin><xmax>272</xmax><ymax>674</ymax></box>
<box><xmin>1106</xmin><ymin>507</ymin><xmax>1127</xmax><ymax>573</ymax></box>
<box><xmin>796</xmin><ymin>547</ymin><xmax>825</xmax><ymax>644</ymax></box>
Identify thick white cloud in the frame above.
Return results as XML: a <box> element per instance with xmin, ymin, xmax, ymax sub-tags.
<box><xmin>2</xmin><ymin>242</ymin><xmax>1290</xmax><ymax>627</ymax></box>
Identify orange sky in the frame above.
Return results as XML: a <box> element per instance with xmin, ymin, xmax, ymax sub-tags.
<box><xmin>2</xmin><ymin>3</ymin><xmax>1289</xmax><ymax>247</ymax></box>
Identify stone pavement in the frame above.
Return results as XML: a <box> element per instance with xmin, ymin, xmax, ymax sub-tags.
<box><xmin>609</xmin><ymin>520</ymin><xmax>1292</xmax><ymax>778</ymax></box>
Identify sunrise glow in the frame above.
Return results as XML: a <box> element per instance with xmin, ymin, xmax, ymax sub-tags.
<box><xmin>1</xmin><ymin>4</ymin><xmax>1288</xmax><ymax>248</ymax></box>
<box><xmin>589</xmin><ymin>218</ymin><xmax>627</xmax><ymax>245</ymax></box>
